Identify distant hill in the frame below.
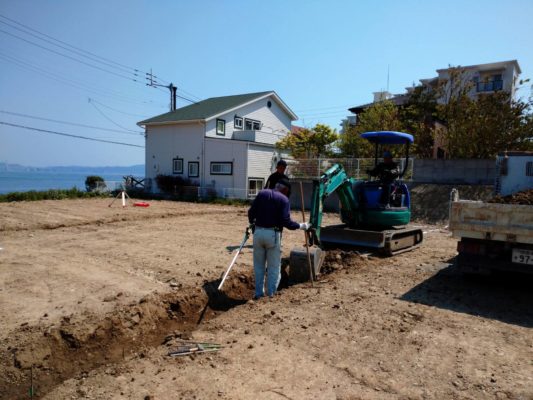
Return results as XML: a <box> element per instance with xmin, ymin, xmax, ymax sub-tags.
<box><xmin>0</xmin><ymin>162</ymin><xmax>144</xmax><ymax>175</ymax></box>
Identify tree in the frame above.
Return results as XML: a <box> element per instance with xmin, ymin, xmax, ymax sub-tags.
<box><xmin>85</xmin><ymin>175</ymin><xmax>105</xmax><ymax>192</ymax></box>
<box><xmin>338</xmin><ymin>100</ymin><xmax>403</xmax><ymax>157</ymax></box>
<box><xmin>400</xmin><ymin>86</ymin><xmax>438</xmax><ymax>158</ymax></box>
<box><xmin>276</xmin><ymin>124</ymin><xmax>338</xmax><ymax>158</ymax></box>
<box><xmin>434</xmin><ymin>68</ymin><xmax>533</xmax><ymax>158</ymax></box>
<box><xmin>437</xmin><ymin>92</ymin><xmax>533</xmax><ymax>158</ymax></box>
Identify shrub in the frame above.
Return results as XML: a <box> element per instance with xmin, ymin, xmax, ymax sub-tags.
<box><xmin>85</xmin><ymin>175</ymin><xmax>106</xmax><ymax>192</ymax></box>
<box><xmin>0</xmin><ymin>188</ymin><xmax>106</xmax><ymax>202</ymax></box>
<box><xmin>155</xmin><ymin>174</ymin><xmax>196</xmax><ymax>195</ymax></box>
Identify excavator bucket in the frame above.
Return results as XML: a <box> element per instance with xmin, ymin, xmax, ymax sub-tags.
<box><xmin>289</xmin><ymin>246</ymin><xmax>325</xmax><ymax>283</ymax></box>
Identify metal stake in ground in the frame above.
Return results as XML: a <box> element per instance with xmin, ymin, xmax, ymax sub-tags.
<box><xmin>218</xmin><ymin>226</ymin><xmax>251</xmax><ymax>291</ymax></box>
<box><xmin>108</xmin><ymin>189</ymin><xmax>131</xmax><ymax>208</ymax></box>
<box><xmin>299</xmin><ymin>181</ymin><xmax>314</xmax><ymax>287</ymax></box>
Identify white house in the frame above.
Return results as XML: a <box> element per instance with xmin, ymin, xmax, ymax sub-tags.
<box><xmin>137</xmin><ymin>91</ymin><xmax>297</xmax><ymax>198</ymax></box>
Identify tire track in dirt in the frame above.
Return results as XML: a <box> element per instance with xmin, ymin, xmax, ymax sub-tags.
<box><xmin>1</xmin><ymin>208</ymin><xmax>243</xmax><ymax>233</ymax></box>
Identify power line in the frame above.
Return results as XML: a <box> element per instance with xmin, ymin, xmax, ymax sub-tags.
<box><xmin>0</xmin><ymin>28</ymin><xmax>143</xmax><ymax>84</ymax></box>
<box><xmin>0</xmin><ymin>18</ymin><xmax>137</xmax><ymax>76</ymax></box>
<box><xmin>145</xmin><ymin>72</ymin><xmax>197</xmax><ymax>106</ymax></box>
<box><xmin>88</xmin><ymin>99</ymin><xmax>150</xmax><ymax>118</ymax></box>
<box><xmin>88</xmin><ymin>99</ymin><xmax>144</xmax><ymax>133</ymax></box>
<box><xmin>0</xmin><ymin>13</ymin><xmax>139</xmax><ymax>75</ymax></box>
<box><xmin>0</xmin><ymin>14</ymin><xmax>201</xmax><ymax>110</ymax></box>
<box><xmin>295</xmin><ymin>104</ymin><xmax>353</xmax><ymax>112</ymax></box>
<box><xmin>0</xmin><ymin>110</ymin><xmax>144</xmax><ymax>136</ymax></box>
<box><xmin>176</xmin><ymin>93</ymin><xmax>196</xmax><ymax>104</ymax></box>
<box><xmin>297</xmin><ymin>110</ymin><xmax>351</xmax><ymax>118</ymax></box>
<box><xmin>0</xmin><ymin>121</ymin><xmax>144</xmax><ymax>148</ymax></box>
<box><xmin>0</xmin><ymin>51</ymin><xmax>166</xmax><ymax>107</ymax></box>
<box><xmin>0</xmin><ymin>13</ymin><xmax>204</xmax><ymax>103</ymax></box>
<box><xmin>173</xmin><ymin>86</ymin><xmax>203</xmax><ymax>102</ymax></box>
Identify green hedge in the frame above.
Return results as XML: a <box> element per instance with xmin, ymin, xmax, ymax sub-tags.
<box><xmin>0</xmin><ymin>187</ymin><xmax>251</xmax><ymax>207</ymax></box>
<box><xmin>0</xmin><ymin>187</ymin><xmax>107</xmax><ymax>202</ymax></box>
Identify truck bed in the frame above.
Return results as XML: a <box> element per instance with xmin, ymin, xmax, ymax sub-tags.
<box><xmin>449</xmin><ymin>200</ymin><xmax>533</xmax><ymax>244</ymax></box>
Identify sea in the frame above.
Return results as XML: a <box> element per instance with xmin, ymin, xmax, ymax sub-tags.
<box><xmin>0</xmin><ymin>169</ymin><xmax>142</xmax><ymax>194</ymax></box>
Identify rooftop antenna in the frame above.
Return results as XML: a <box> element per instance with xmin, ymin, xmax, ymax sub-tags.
<box><xmin>387</xmin><ymin>64</ymin><xmax>390</xmax><ymax>93</ymax></box>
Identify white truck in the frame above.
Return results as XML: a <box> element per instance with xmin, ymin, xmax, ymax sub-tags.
<box><xmin>449</xmin><ymin>151</ymin><xmax>533</xmax><ymax>274</ymax></box>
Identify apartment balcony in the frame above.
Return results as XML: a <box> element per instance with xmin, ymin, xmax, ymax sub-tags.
<box><xmin>476</xmin><ymin>79</ymin><xmax>503</xmax><ymax>92</ymax></box>
<box><xmin>232</xmin><ymin>130</ymin><xmax>284</xmax><ymax>145</ymax></box>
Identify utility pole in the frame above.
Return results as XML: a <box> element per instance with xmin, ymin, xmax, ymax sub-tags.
<box><xmin>146</xmin><ymin>69</ymin><xmax>177</xmax><ymax>111</ymax></box>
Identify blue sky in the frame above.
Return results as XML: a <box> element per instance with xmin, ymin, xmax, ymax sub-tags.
<box><xmin>1</xmin><ymin>0</ymin><xmax>532</xmax><ymax>167</ymax></box>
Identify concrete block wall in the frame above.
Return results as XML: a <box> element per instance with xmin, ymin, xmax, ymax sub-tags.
<box><xmin>412</xmin><ymin>159</ymin><xmax>496</xmax><ymax>184</ymax></box>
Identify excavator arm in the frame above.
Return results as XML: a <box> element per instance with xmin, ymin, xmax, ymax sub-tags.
<box><xmin>308</xmin><ymin>164</ymin><xmax>359</xmax><ymax>246</ymax></box>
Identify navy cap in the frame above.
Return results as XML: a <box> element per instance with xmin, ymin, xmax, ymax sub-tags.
<box><xmin>277</xmin><ymin>159</ymin><xmax>287</xmax><ymax>167</ymax></box>
<box><xmin>278</xmin><ymin>177</ymin><xmax>291</xmax><ymax>189</ymax></box>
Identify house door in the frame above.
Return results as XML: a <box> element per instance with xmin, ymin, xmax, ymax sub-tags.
<box><xmin>248</xmin><ymin>177</ymin><xmax>265</xmax><ymax>198</ymax></box>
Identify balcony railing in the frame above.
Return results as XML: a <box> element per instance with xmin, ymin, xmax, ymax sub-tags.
<box><xmin>232</xmin><ymin>130</ymin><xmax>285</xmax><ymax>145</ymax></box>
<box><xmin>476</xmin><ymin>80</ymin><xmax>503</xmax><ymax>92</ymax></box>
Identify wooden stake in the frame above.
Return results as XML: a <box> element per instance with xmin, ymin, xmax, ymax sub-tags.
<box><xmin>299</xmin><ymin>181</ymin><xmax>314</xmax><ymax>287</ymax></box>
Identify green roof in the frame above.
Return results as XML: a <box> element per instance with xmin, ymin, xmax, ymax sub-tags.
<box><xmin>138</xmin><ymin>91</ymin><xmax>274</xmax><ymax>125</ymax></box>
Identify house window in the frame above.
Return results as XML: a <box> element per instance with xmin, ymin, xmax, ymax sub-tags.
<box><xmin>216</xmin><ymin>119</ymin><xmax>225</xmax><ymax>136</ymax></box>
<box><xmin>244</xmin><ymin>118</ymin><xmax>261</xmax><ymax>130</ymax></box>
<box><xmin>526</xmin><ymin>162</ymin><xmax>533</xmax><ymax>177</ymax></box>
<box><xmin>173</xmin><ymin>158</ymin><xmax>183</xmax><ymax>174</ymax></box>
<box><xmin>188</xmin><ymin>161</ymin><xmax>199</xmax><ymax>178</ymax></box>
<box><xmin>477</xmin><ymin>73</ymin><xmax>504</xmax><ymax>92</ymax></box>
<box><xmin>234</xmin><ymin>116</ymin><xmax>243</xmax><ymax>129</ymax></box>
<box><xmin>248</xmin><ymin>178</ymin><xmax>264</xmax><ymax>197</ymax></box>
<box><xmin>210</xmin><ymin>162</ymin><xmax>233</xmax><ymax>175</ymax></box>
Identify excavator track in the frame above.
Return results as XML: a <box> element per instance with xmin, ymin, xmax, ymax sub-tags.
<box><xmin>318</xmin><ymin>224</ymin><xmax>423</xmax><ymax>256</ymax></box>
<box><xmin>382</xmin><ymin>227</ymin><xmax>424</xmax><ymax>256</ymax></box>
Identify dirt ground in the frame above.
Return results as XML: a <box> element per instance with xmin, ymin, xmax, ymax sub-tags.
<box><xmin>1</xmin><ymin>198</ymin><xmax>532</xmax><ymax>399</ymax></box>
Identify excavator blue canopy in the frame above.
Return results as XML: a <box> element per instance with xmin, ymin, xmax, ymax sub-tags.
<box><xmin>360</xmin><ymin>131</ymin><xmax>414</xmax><ymax>144</ymax></box>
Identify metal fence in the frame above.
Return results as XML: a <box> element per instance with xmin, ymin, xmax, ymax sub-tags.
<box><xmin>111</xmin><ymin>158</ymin><xmax>415</xmax><ymax>201</ymax></box>
<box><xmin>94</xmin><ymin>180</ymin><xmax>125</xmax><ymax>192</ymax></box>
<box><xmin>287</xmin><ymin>157</ymin><xmax>414</xmax><ymax>181</ymax></box>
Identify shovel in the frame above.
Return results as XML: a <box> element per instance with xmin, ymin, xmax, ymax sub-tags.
<box><xmin>218</xmin><ymin>226</ymin><xmax>251</xmax><ymax>291</ymax></box>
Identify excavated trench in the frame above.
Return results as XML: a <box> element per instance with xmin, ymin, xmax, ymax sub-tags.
<box><xmin>1</xmin><ymin>273</ymin><xmax>255</xmax><ymax>400</ymax></box>
<box><xmin>1</xmin><ymin>251</ymin><xmax>362</xmax><ymax>399</ymax></box>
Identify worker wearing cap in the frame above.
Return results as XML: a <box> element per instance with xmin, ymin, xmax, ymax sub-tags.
<box><xmin>248</xmin><ymin>178</ymin><xmax>310</xmax><ymax>299</ymax></box>
<box><xmin>367</xmin><ymin>151</ymin><xmax>400</xmax><ymax>205</ymax></box>
<box><xmin>265</xmin><ymin>159</ymin><xmax>291</xmax><ymax>197</ymax></box>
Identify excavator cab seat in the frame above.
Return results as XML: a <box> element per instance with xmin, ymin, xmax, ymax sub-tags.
<box><xmin>357</xmin><ymin>181</ymin><xmax>410</xmax><ymax>210</ymax></box>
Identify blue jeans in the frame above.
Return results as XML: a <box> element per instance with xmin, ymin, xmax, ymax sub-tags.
<box><xmin>252</xmin><ymin>227</ymin><xmax>281</xmax><ymax>298</ymax></box>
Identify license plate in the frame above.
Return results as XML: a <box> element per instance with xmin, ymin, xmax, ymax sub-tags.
<box><xmin>512</xmin><ymin>248</ymin><xmax>533</xmax><ymax>265</ymax></box>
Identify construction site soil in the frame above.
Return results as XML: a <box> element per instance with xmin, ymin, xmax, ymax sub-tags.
<box><xmin>1</xmin><ymin>191</ymin><xmax>532</xmax><ymax>399</ymax></box>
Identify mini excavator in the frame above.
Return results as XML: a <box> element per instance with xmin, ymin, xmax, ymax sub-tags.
<box><xmin>289</xmin><ymin>131</ymin><xmax>424</xmax><ymax>281</ymax></box>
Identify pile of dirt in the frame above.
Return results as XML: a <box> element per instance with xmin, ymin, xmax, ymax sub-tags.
<box><xmin>488</xmin><ymin>188</ymin><xmax>533</xmax><ymax>205</ymax></box>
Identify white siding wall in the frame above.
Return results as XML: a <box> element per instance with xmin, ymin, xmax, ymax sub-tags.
<box><xmin>205</xmin><ymin>94</ymin><xmax>292</xmax><ymax>139</ymax></box>
<box><xmin>145</xmin><ymin>123</ymin><xmax>205</xmax><ymax>192</ymax></box>
<box><xmin>204</xmin><ymin>138</ymin><xmax>248</xmax><ymax>196</ymax></box>
<box><xmin>498</xmin><ymin>155</ymin><xmax>533</xmax><ymax>196</ymax></box>
<box><xmin>247</xmin><ymin>144</ymin><xmax>277</xmax><ymax>184</ymax></box>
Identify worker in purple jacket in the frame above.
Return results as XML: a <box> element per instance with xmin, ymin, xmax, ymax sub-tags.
<box><xmin>248</xmin><ymin>178</ymin><xmax>311</xmax><ymax>299</ymax></box>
